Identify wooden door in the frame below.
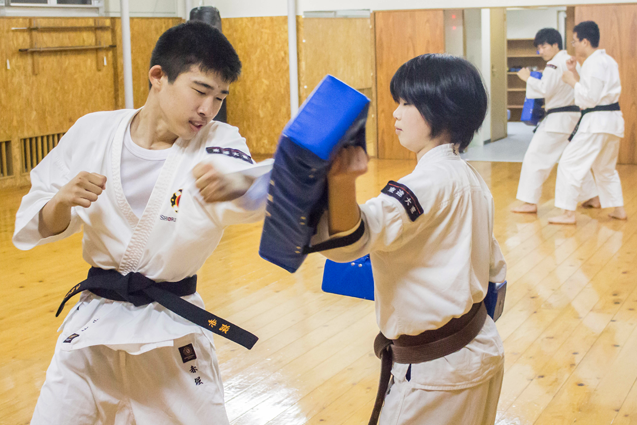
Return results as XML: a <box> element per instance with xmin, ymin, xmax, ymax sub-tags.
<box><xmin>575</xmin><ymin>5</ymin><xmax>637</xmax><ymax>165</ymax></box>
<box><xmin>490</xmin><ymin>8</ymin><xmax>507</xmax><ymax>142</ymax></box>
<box><xmin>374</xmin><ymin>10</ymin><xmax>445</xmax><ymax>160</ymax></box>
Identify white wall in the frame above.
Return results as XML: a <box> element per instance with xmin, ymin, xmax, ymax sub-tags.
<box><xmin>103</xmin><ymin>0</ymin><xmax>178</xmax><ymax>17</ymax></box>
<box><xmin>506</xmin><ymin>6</ymin><xmax>565</xmax><ymax>39</ymax></box>
<box><xmin>464</xmin><ymin>8</ymin><xmax>492</xmax><ymax>146</ymax></box>
<box><xmin>480</xmin><ymin>8</ymin><xmax>491</xmax><ymax>144</ymax></box>
<box><xmin>444</xmin><ymin>9</ymin><xmax>464</xmax><ymax>56</ymax></box>
<box><xmin>213</xmin><ymin>0</ymin><xmax>636</xmax><ymax>18</ymax></box>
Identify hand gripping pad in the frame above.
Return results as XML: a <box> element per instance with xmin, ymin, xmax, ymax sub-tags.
<box><xmin>258</xmin><ymin>75</ymin><xmax>370</xmax><ymax>273</ymax></box>
<box><xmin>521</xmin><ymin>71</ymin><xmax>545</xmax><ymax>125</ymax></box>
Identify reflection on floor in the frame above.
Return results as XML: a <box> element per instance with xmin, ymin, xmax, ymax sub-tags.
<box><xmin>461</xmin><ymin>122</ymin><xmax>535</xmax><ymax>163</ymax></box>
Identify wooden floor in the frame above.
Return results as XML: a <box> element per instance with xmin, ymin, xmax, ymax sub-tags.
<box><xmin>2</xmin><ymin>159</ymin><xmax>637</xmax><ymax>425</ymax></box>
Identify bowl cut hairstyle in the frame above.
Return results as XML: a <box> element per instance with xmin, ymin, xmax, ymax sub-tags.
<box><xmin>534</xmin><ymin>28</ymin><xmax>563</xmax><ymax>50</ymax></box>
<box><xmin>149</xmin><ymin>21</ymin><xmax>242</xmax><ymax>89</ymax></box>
<box><xmin>390</xmin><ymin>54</ymin><xmax>488</xmax><ymax>152</ymax></box>
<box><xmin>573</xmin><ymin>21</ymin><xmax>600</xmax><ymax>48</ymax></box>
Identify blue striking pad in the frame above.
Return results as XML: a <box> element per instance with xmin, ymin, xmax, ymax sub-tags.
<box><xmin>259</xmin><ymin>75</ymin><xmax>370</xmax><ymax>273</ymax></box>
<box><xmin>322</xmin><ymin>254</ymin><xmax>507</xmax><ymax>323</ymax></box>
<box><xmin>520</xmin><ymin>71</ymin><xmax>545</xmax><ymax>125</ymax></box>
<box><xmin>484</xmin><ymin>281</ymin><xmax>507</xmax><ymax>322</ymax></box>
<box><xmin>322</xmin><ymin>256</ymin><xmax>374</xmax><ymax>301</ymax></box>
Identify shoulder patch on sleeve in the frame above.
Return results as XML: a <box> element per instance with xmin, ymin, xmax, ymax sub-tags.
<box><xmin>381</xmin><ymin>181</ymin><xmax>423</xmax><ymax>222</ymax></box>
<box><xmin>206</xmin><ymin>147</ymin><xmax>254</xmax><ymax>164</ymax></box>
<box><xmin>546</xmin><ymin>64</ymin><xmax>558</xmax><ymax>69</ymax></box>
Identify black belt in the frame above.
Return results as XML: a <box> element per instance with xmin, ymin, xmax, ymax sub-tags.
<box><xmin>568</xmin><ymin>102</ymin><xmax>620</xmax><ymax>141</ymax></box>
<box><xmin>546</xmin><ymin>105</ymin><xmax>581</xmax><ymax>115</ymax></box>
<box><xmin>532</xmin><ymin>105</ymin><xmax>581</xmax><ymax>133</ymax></box>
<box><xmin>368</xmin><ymin>302</ymin><xmax>487</xmax><ymax>425</ymax></box>
<box><xmin>56</xmin><ymin>267</ymin><xmax>258</xmax><ymax>350</ymax></box>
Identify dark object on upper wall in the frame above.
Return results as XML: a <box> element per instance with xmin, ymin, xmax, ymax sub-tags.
<box><xmin>189</xmin><ymin>6</ymin><xmax>227</xmax><ymax>124</ymax></box>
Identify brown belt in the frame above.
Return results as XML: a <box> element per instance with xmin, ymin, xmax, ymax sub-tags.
<box><xmin>368</xmin><ymin>302</ymin><xmax>487</xmax><ymax>425</ymax></box>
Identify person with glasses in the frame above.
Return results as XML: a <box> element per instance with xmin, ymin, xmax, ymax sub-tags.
<box><xmin>549</xmin><ymin>21</ymin><xmax>626</xmax><ymax>224</ymax></box>
<box><xmin>512</xmin><ymin>27</ymin><xmax>598</xmax><ymax>215</ymax></box>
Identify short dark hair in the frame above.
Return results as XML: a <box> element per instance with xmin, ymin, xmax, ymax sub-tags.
<box><xmin>149</xmin><ymin>21</ymin><xmax>241</xmax><ymax>89</ymax></box>
<box><xmin>534</xmin><ymin>28</ymin><xmax>563</xmax><ymax>50</ymax></box>
<box><xmin>573</xmin><ymin>21</ymin><xmax>600</xmax><ymax>48</ymax></box>
<box><xmin>390</xmin><ymin>54</ymin><xmax>488</xmax><ymax>152</ymax></box>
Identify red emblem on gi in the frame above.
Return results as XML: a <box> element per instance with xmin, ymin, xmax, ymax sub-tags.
<box><xmin>170</xmin><ymin>189</ymin><xmax>183</xmax><ymax>213</ymax></box>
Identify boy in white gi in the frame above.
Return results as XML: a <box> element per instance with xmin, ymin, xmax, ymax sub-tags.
<box><xmin>13</xmin><ymin>22</ymin><xmax>267</xmax><ymax>424</ymax></box>
<box><xmin>512</xmin><ymin>28</ymin><xmax>599</xmax><ymax>214</ymax></box>
<box><xmin>322</xmin><ymin>55</ymin><xmax>507</xmax><ymax>424</ymax></box>
<box><xmin>550</xmin><ymin>20</ymin><xmax>627</xmax><ymax>224</ymax></box>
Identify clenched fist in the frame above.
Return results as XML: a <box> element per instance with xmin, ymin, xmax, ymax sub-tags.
<box><xmin>39</xmin><ymin>171</ymin><xmax>107</xmax><ymax>238</ymax></box>
<box><xmin>328</xmin><ymin>146</ymin><xmax>369</xmax><ymax>183</ymax></box>
<box><xmin>56</xmin><ymin>171</ymin><xmax>107</xmax><ymax>208</ymax></box>
<box><xmin>192</xmin><ymin>162</ymin><xmax>253</xmax><ymax>203</ymax></box>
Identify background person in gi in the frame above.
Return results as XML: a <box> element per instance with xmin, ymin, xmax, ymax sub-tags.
<box><xmin>550</xmin><ymin>21</ymin><xmax>626</xmax><ymax>225</ymax></box>
<box><xmin>512</xmin><ymin>28</ymin><xmax>598</xmax><ymax>215</ymax></box>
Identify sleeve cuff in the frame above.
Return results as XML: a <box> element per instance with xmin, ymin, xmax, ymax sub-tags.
<box><xmin>329</xmin><ymin>217</ymin><xmax>362</xmax><ymax>239</ymax></box>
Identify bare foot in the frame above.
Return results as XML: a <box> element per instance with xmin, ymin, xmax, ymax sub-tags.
<box><xmin>548</xmin><ymin>210</ymin><xmax>577</xmax><ymax>225</ymax></box>
<box><xmin>512</xmin><ymin>202</ymin><xmax>537</xmax><ymax>214</ymax></box>
<box><xmin>609</xmin><ymin>207</ymin><xmax>627</xmax><ymax>220</ymax></box>
<box><xmin>581</xmin><ymin>196</ymin><xmax>601</xmax><ymax>209</ymax></box>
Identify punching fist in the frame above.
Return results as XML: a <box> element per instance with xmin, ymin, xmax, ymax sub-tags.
<box><xmin>193</xmin><ymin>162</ymin><xmax>253</xmax><ymax>203</ymax></box>
<box><xmin>562</xmin><ymin>69</ymin><xmax>577</xmax><ymax>88</ymax></box>
<box><xmin>328</xmin><ymin>146</ymin><xmax>369</xmax><ymax>183</ymax></box>
<box><xmin>516</xmin><ymin>68</ymin><xmax>531</xmax><ymax>82</ymax></box>
<box><xmin>56</xmin><ymin>171</ymin><xmax>107</xmax><ymax>208</ymax></box>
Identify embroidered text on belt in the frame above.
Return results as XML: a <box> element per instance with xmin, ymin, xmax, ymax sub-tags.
<box><xmin>368</xmin><ymin>302</ymin><xmax>488</xmax><ymax>425</ymax></box>
<box><xmin>568</xmin><ymin>102</ymin><xmax>620</xmax><ymax>141</ymax></box>
<box><xmin>56</xmin><ymin>267</ymin><xmax>259</xmax><ymax>350</ymax></box>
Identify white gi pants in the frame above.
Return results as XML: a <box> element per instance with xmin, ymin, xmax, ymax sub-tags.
<box><xmin>517</xmin><ymin>127</ymin><xmax>597</xmax><ymax>205</ymax></box>
<box><xmin>378</xmin><ymin>362</ymin><xmax>504</xmax><ymax>425</ymax></box>
<box><xmin>31</xmin><ymin>332</ymin><xmax>229</xmax><ymax>425</ymax></box>
<box><xmin>555</xmin><ymin>132</ymin><xmax>624</xmax><ymax>211</ymax></box>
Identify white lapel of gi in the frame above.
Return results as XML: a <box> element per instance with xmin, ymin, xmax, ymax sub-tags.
<box><xmin>110</xmin><ymin>109</ymin><xmax>187</xmax><ymax>274</ymax></box>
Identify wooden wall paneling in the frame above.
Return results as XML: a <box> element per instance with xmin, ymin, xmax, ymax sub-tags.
<box><xmin>575</xmin><ymin>5</ymin><xmax>637</xmax><ymax>165</ymax></box>
<box><xmin>0</xmin><ymin>17</ymin><xmax>183</xmax><ymax>189</ymax></box>
<box><xmin>370</xmin><ymin>13</ymin><xmax>378</xmax><ymax>158</ymax></box>
<box><xmin>6</xmin><ymin>18</ymin><xmax>116</xmax><ymax>139</ymax></box>
<box><xmin>222</xmin><ymin>16</ymin><xmax>291</xmax><ymax>155</ymax></box>
<box><xmin>0</xmin><ymin>22</ymin><xmax>14</xmax><ymax>189</ymax></box>
<box><xmin>300</xmin><ymin>18</ymin><xmax>373</xmax><ymax>97</ymax></box>
<box><xmin>299</xmin><ymin>17</ymin><xmax>376</xmax><ymax>156</ymax></box>
<box><xmin>0</xmin><ymin>18</ymin><xmax>11</xmax><ymax>143</ymax></box>
<box><xmin>297</xmin><ymin>15</ymin><xmax>305</xmax><ymax>107</ymax></box>
<box><xmin>112</xmin><ymin>19</ymin><xmax>124</xmax><ymax>110</ymax></box>
<box><xmin>374</xmin><ymin>10</ymin><xmax>445</xmax><ymax>160</ymax></box>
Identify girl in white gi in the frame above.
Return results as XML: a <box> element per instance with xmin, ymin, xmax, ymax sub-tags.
<box><xmin>550</xmin><ymin>21</ymin><xmax>627</xmax><ymax>224</ymax></box>
<box><xmin>13</xmin><ymin>22</ymin><xmax>267</xmax><ymax>424</ymax></box>
<box><xmin>512</xmin><ymin>28</ymin><xmax>599</xmax><ymax>214</ymax></box>
<box><xmin>323</xmin><ymin>55</ymin><xmax>507</xmax><ymax>424</ymax></box>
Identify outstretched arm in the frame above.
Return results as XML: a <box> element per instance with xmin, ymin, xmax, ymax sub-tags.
<box><xmin>327</xmin><ymin>146</ymin><xmax>368</xmax><ymax>235</ymax></box>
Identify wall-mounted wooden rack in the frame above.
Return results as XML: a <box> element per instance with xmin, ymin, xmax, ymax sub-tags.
<box><xmin>16</xmin><ymin>19</ymin><xmax>115</xmax><ymax>75</ymax></box>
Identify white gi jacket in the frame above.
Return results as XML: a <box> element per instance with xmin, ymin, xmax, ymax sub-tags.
<box><xmin>320</xmin><ymin>144</ymin><xmax>507</xmax><ymax>389</ymax></box>
<box><xmin>574</xmin><ymin>49</ymin><xmax>624</xmax><ymax>137</ymax></box>
<box><xmin>13</xmin><ymin>109</ymin><xmax>267</xmax><ymax>354</ymax></box>
<box><xmin>525</xmin><ymin>50</ymin><xmax>580</xmax><ymax>134</ymax></box>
